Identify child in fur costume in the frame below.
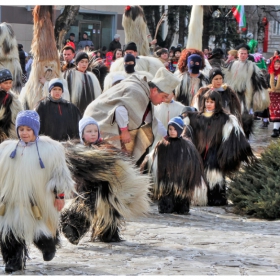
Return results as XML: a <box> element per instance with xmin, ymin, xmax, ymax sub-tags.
<box><xmin>182</xmin><ymin>90</ymin><xmax>255</xmax><ymax>206</ymax></box>
<box><xmin>35</xmin><ymin>78</ymin><xmax>81</xmax><ymax>141</ymax></box>
<box><xmin>0</xmin><ymin>69</ymin><xmax>23</xmax><ymax>142</ymax></box>
<box><xmin>141</xmin><ymin>116</ymin><xmax>207</xmax><ymax>213</ymax></box>
<box><xmin>63</xmin><ymin>52</ymin><xmax>102</xmax><ymax>115</ymax></box>
<box><xmin>60</xmin><ymin>116</ymin><xmax>151</xmax><ymax>245</ymax></box>
<box><xmin>0</xmin><ymin>110</ymin><xmax>74</xmax><ymax>273</ymax></box>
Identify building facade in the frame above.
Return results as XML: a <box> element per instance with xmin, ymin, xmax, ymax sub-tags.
<box><xmin>0</xmin><ymin>5</ymin><xmax>126</xmax><ymax>52</ymax></box>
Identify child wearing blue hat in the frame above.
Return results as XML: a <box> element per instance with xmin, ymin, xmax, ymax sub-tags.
<box><xmin>0</xmin><ymin>68</ymin><xmax>23</xmax><ymax>142</ymax></box>
<box><xmin>0</xmin><ymin>110</ymin><xmax>75</xmax><ymax>273</ymax></box>
<box><xmin>141</xmin><ymin>116</ymin><xmax>207</xmax><ymax>214</ymax></box>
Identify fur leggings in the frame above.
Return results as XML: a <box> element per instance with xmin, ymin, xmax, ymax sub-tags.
<box><xmin>60</xmin><ymin>181</ymin><xmax>122</xmax><ymax>244</ymax></box>
<box><xmin>0</xmin><ymin>230</ymin><xmax>60</xmax><ymax>268</ymax></box>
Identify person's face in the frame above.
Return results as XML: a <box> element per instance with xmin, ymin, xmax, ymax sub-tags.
<box><xmin>169</xmin><ymin>51</ymin><xmax>174</xmax><ymax>57</ymax></box>
<box><xmin>70</xmin><ymin>35</ymin><xmax>75</xmax><ymax>41</ymax></box>
<box><xmin>168</xmin><ymin>125</ymin><xmax>178</xmax><ymax>138</ymax></box>
<box><xmin>50</xmin><ymin>86</ymin><xmax>63</xmax><ymax>100</ymax></box>
<box><xmin>274</xmin><ymin>51</ymin><xmax>279</xmax><ymax>56</ymax></box>
<box><xmin>204</xmin><ymin>49</ymin><xmax>209</xmax><ymax>55</ymax></box>
<box><xmin>116</xmin><ymin>50</ymin><xmax>123</xmax><ymax>59</ymax></box>
<box><xmin>124</xmin><ymin>61</ymin><xmax>135</xmax><ymax>65</ymax></box>
<box><xmin>83</xmin><ymin>124</ymin><xmax>99</xmax><ymax>144</ymax></box>
<box><xmin>83</xmin><ymin>34</ymin><xmax>88</xmax><ymax>39</ymax></box>
<box><xmin>115</xmin><ymin>37</ymin><xmax>120</xmax><ymax>42</ymax></box>
<box><xmin>212</xmin><ymin>75</ymin><xmax>223</xmax><ymax>89</ymax></box>
<box><xmin>164</xmin><ymin>93</ymin><xmax>174</xmax><ymax>103</ymax></box>
<box><xmin>18</xmin><ymin>126</ymin><xmax>36</xmax><ymax>143</ymax></box>
<box><xmin>77</xmin><ymin>58</ymin><xmax>89</xmax><ymax>73</ymax></box>
<box><xmin>63</xmin><ymin>49</ymin><xmax>75</xmax><ymax>63</ymax></box>
<box><xmin>125</xmin><ymin>50</ymin><xmax>137</xmax><ymax>57</ymax></box>
<box><xmin>161</xmin><ymin>52</ymin><xmax>169</xmax><ymax>60</ymax></box>
<box><xmin>175</xmin><ymin>51</ymin><xmax>181</xmax><ymax>58</ymax></box>
<box><xmin>205</xmin><ymin>98</ymin><xmax>215</xmax><ymax>111</ymax></box>
<box><xmin>227</xmin><ymin>54</ymin><xmax>235</xmax><ymax>61</ymax></box>
<box><xmin>149</xmin><ymin>87</ymin><xmax>170</xmax><ymax>105</ymax></box>
<box><xmin>238</xmin><ymin>50</ymin><xmax>248</xmax><ymax>62</ymax></box>
<box><xmin>0</xmin><ymin>80</ymin><xmax>13</xmax><ymax>92</ymax></box>
<box><xmin>274</xmin><ymin>62</ymin><xmax>280</xmax><ymax>71</ymax></box>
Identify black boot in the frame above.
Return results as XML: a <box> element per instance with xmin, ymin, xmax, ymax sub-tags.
<box><xmin>174</xmin><ymin>197</ymin><xmax>190</xmax><ymax>215</ymax></box>
<box><xmin>98</xmin><ymin>226</ymin><xmax>122</xmax><ymax>243</ymax></box>
<box><xmin>1</xmin><ymin>231</ymin><xmax>28</xmax><ymax>273</ymax></box>
<box><xmin>271</xmin><ymin>129</ymin><xmax>280</xmax><ymax>138</ymax></box>
<box><xmin>33</xmin><ymin>232</ymin><xmax>60</xmax><ymax>262</ymax></box>
<box><xmin>207</xmin><ymin>184</ymin><xmax>228</xmax><ymax>206</ymax></box>
<box><xmin>158</xmin><ymin>193</ymin><xmax>175</xmax><ymax>213</ymax></box>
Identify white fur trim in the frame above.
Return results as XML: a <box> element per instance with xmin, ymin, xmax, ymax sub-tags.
<box><xmin>205</xmin><ymin>168</ymin><xmax>224</xmax><ymax>189</ymax></box>
<box><xmin>191</xmin><ymin>176</ymin><xmax>208</xmax><ymax>206</ymax></box>
<box><xmin>222</xmin><ymin>114</ymin><xmax>244</xmax><ymax>142</ymax></box>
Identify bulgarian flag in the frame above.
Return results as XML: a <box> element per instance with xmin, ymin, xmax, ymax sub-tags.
<box><xmin>232</xmin><ymin>5</ymin><xmax>247</xmax><ymax>31</ymax></box>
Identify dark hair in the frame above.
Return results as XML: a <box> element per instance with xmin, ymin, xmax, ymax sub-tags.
<box><xmin>200</xmin><ymin>90</ymin><xmax>224</xmax><ymax>113</ymax></box>
<box><xmin>275</xmin><ymin>50</ymin><xmax>280</xmax><ymax>55</ymax></box>
<box><xmin>62</xmin><ymin>45</ymin><xmax>75</xmax><ymax>53</ymax></box>
<box><xmin>148</xmin><ymin>81</ymin><xmax>163</xmax><ymax>93</ymax></box>
<box><xmin>112</xmin><ymin>48</ymin><xmax>123</xmax><ymax>61</ymax></box>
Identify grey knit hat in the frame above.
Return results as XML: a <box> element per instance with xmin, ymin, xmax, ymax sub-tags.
<box><xmin>79</xmin><ymin>116</ymin><xmax>100</xmax><ymax>144</ymax></box>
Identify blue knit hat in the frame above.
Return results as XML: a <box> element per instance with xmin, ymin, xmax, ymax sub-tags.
<box><xmin>167</xmin><ymin>116</ymin><xmax>184</xmax><ymax>138</ymax></box>
<box><xmin>15</xmin><ymin>110</ymin><xmax>40</xmax><ymax>138</ymax></box>
<box><xmin>48</xmin><ymin>78</ymin><xmax>64</xmax><ymax>93</ymax></box>
<box><xmin>10</xmin><ymin>110</ymin><xmax>45</xmax><ymax>168</ymax></box>
<box><xmin>0</xmin><ymin>69</ymin><xmax>13</xmax><ymax>84</ymax></box>
<box><xmin>79</xmin><ymin>116</ymin><xmax>100</xmax><ymax>144</ymax></box>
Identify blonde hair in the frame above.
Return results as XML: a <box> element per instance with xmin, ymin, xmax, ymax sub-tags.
<box><xmin>228</xmin><ymin>50</ymin><xmax>238</xmax><ymax>58</ymax></box>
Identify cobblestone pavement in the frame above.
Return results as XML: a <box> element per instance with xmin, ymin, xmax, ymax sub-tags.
<box><xmin>1</xmin><ymin>120</ymin><xmax>279</xmax><ymax>276</ymax></box>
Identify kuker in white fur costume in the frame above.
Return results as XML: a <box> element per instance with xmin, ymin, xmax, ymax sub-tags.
<box><xmin>20</xmin><ymin>6</ymin><xmax>69</xmax><ymax>110</ymax></box>
<box><xmin>122</xmin><ymin>5</ymin><xmax>150</xmax><ymax>56</ymax></box>
<box><xmin>0</xmin><ymin>22</ymin><xmax>22</xmax><ymax>94</ymax></box>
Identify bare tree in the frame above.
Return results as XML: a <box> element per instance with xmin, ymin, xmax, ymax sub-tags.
<box><xmin>54</xmin><ymin>5</ymin><xmax>80</xmax><ymax>51</ymax></box>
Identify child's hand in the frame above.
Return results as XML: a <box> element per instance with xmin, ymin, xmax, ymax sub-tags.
<box><xmin>54</xmin><ymin>198</ymin><xmax>65</xmax><ymax>211</ymax></box>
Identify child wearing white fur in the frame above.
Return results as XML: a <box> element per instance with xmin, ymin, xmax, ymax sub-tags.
<box><xmin>0</xmin><ymin>110</ymin><xmax>74</xmax><ymax>273</ymax></box>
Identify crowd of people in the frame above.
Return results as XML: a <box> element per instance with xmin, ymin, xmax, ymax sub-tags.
<box><xmin>0</xmin><ymin>4</ymin><xmax>279</xmax><ymax>274</ymax></box>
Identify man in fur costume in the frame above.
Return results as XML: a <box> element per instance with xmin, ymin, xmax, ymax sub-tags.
<box><xmin>84</xmin><ymin>67</ymin><xmax>180</xmax><ymax>164</ymax></box>
<box><xmin>0</xmin><ymin>22</ymin><xmax>22</xmax><ymax>94</ymax></box>
<box><xmin>19</xmin><ymin>6</ymin><xmax>70</xmax><ymax>110</ymax></box>
<box><xmin>141</xmin><ymin>116</ymin><xmax>207</xmax><ymax>213</ymax></box>
<box><xmin>222</xmin><ymin>45</ymin><xmax>270</xmax><ymax>138</ymax></box>
<box><xmin>191</xmin><ymin>67</ymin><xmax>242</xmax><ymax>125</ymax></box>
<box><xmin>35</xmin><ymin>78</ymin><xmax>81</xmax><ymax>141</ymax></box>
<box><xmin>110</xmin><ymin>41</ymin><xmax>165</xmax><ymax>78</ymax></box>
<box><xmin>174</xmin><ymin>49</ymin><xmax>209</xmax><ymax>106</ymax></box>
<box><xmin>182</xmin><ymin>90</ymin><xmax>255</xmax><ymax>206</ymax></box>
<box><xmin>103</xmin><ymin>53</ymin><xmax>153</xmax><ymax>92</ymax></box>
<box><xmin>0</xmin><ymin>110</ymin><xmax>75</xmax><ymax>273</ymax></box>
<box><xmin>60</xmin><ymin>116</ymin><xmax>151</xmax><ymax>244</ymax></box>
<box><xmin>63</xmin><ymin>51</ymin><xmax>102</xmax><ymax>115</ymax></box>
<box><xmin>0</xmin><ymin>69</ymin><xmax>23</xmax><ymax>142</ymax></box>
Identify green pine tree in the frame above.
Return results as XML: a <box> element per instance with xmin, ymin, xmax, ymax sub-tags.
<box><xmin>228</xmin><ymin>139</ymin><xmax>280</xmax><ymax>220</ymax></box>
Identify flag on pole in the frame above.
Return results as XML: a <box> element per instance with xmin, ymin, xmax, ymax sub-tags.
<box><xmin>232</xmin><ymin>5</ymin><xmax>247</xmax><ymax>30</ymax></box>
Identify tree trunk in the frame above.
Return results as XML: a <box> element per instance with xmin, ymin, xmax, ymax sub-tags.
<box><xmin>142</xmin><ymin>6</ymin><xmax>156</xmax><ymax>38</ymax></box>
<box><xmin>162</xmin><ymin>6</ymin><xmax>178</xmax><ymax>48</ymax></box>
<box><xmin>54</xmin><ymin>5</ymin><xmax>80</xmax><ymax>51</ymax></box>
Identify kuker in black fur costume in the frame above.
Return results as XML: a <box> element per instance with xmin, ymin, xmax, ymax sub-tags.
<box><xmin>141</xmin><ymin>116</ymin><xmax>207</xmax><ymax>213</ymax></box>
<box><xmin>182</xmin><ymin>90</ymin><xmax>255</xmax><ymax>206</ymax></box>
<box><xmin>60</xmin><ymin>117</ymin><xmax>151</xmax><ymax>244</ymax></box>
<box><xmin>0</xmin><ymin>22</ymin><xmax>22</xmax><ymax>94</ymax></box>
